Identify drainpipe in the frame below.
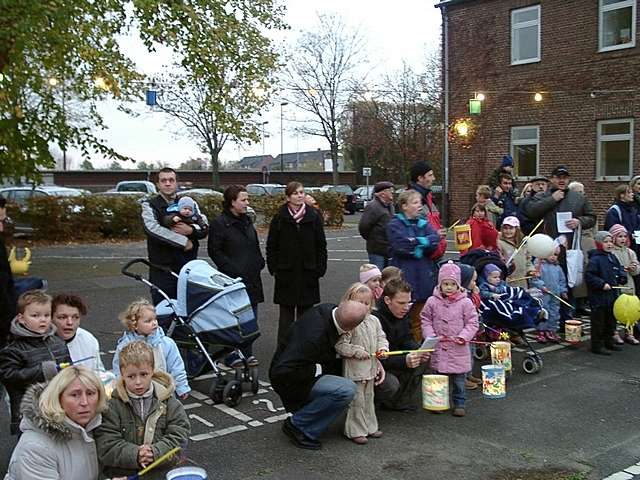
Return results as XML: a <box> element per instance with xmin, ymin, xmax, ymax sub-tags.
<box><xmin>442</xmin><ymin>5</ymin><xmax>450</xmax><ymax>226</ymax></box>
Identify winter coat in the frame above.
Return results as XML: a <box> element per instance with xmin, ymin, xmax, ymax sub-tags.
<box><xmin>604</xmin><ymin>201</ymin><xmax>640</xmax><ymax>257</ymax></box>
<box><xmin>498</xmin><ymin>237</ymin><xmax>534</xmax><ymax>289</ymax></box>
<box><xmin>374</xmin><ymin>298</ymin><xmax>418</xmax><ymax>373</ymax></box>
<box><xmin>493</xmin><ymin>190</ymin><xmax>518</xmax><ymax>228</ymax></box>
<box><xmin>467</xmin><ymin>217</ymin><xmax>499</xmax><ymax>252</ymax></box>
<box><xmin>521</xmin><ymin>187</ymin><xmax>596</xmax><ymax>243</ymax></box>
<box><xmin>208</xmin><ymin>209</ymin><xmax>265</xmax><ymax>305</ymax></box>
<box><xmin>535</xmin><ymin>261</ymin><xmax>567</xmax><ymax>320</ymax></box>
<box><xmin>407</xmin><ymin>182</ymin><xmax>447</xmax><ymax>259</ymax></box>
<box><xmin>270</xmin><ymin>303</ymin><xmax>344</xmax><ymax>412</ymax></box>
<box><xmin>517</xmin><ymin>193</ymin><xmax>538</xmax><ymax>235</ymax></box>
<box><xmin>335</xmin><ymin>313</ymin><xmax>388</xmax><ymax>381</ymax></box>
<box><xmin>0</xmin><ymin>319</ymin><xmax>71</xmax><ymax>434</ymax></box>
<box><xmin>611</xmin><ymin>245</ymin><xmax>640</xmax><ymax>295</ymax></box>
<box><xmin>5</xmin><ymin>382</ymin><xmax>102</xmax><ymax>480</ymax></box>
<box><xmin>420</xmin><ymin>289</ymin><xmax>478</xmax><ymax>374</ymax></box>
<box><xmin>387</xmin><ymin>213</ymin><xmax>440</xmax><ymax>302</ymax></box>
<box><xmin>112</xmin><ymin>328</ymin><xmax>190</xmax><ymax>396</ymax></box>
<box><xmin>482</xmin><ymin>199</ymin><xmax>503</xmax><ymax>226</ymax></box>
<box><xmin>67</xmin><ymin>327</ymin><xmax>105</xmax><ymax>372</ymax></box>
<box><xmin>585</xmin><ymin>249</ymin><xmax>627</xmax><ymax>309</ymax></box>
<box><xmin>266</xmin><ymin>204</ymin><xmax>327</xmax><ymax>307</ymax></box>
<box><xmin>95</xmin><ymin>371</ymin><xmax>191</xmax><ymax>480</ymax></box>
<box><xmin>479</xmin><ymin>279</ymin><xmax>509</xmax><ymax>301</ymax></box>
<box><xmin>0</xmin><ymin>236</ymin><xmax>15</xmax><ymax>348</ymax></box>
<box><xmin>358</xmin><ymin>196</ymin><xmax>394</xmax><ymax>257</ymax></box>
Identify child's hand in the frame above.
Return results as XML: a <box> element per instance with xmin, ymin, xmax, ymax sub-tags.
<box><xmin>560</xmin><ymin>292</ymin><xmax>569</xmax><ymax>300</ymax></box>
<box><xmin>603</xmin><ymin>283</ymin><xmax>612</xmax><ymax>291</ymax></box>
<box><xmin>179</xmin><ymin>392</ymin><xmax>189</xmax><ymax>400</ymax></box>
<box><xmin>353</xmin><ymin>349</ymin><xmax>370</xmax><ymax>360</ymax></box>
<box><xmin>138</xmin><ymin>444</ymin><xmax>154</xmax><ymax>468</ymax></box>
<box><xmin>376</xmin><ymin>349</ymin><xmax>388</xmax><ymax>360</ymax></box>
<box><xmin>491</xmin><ymin>293</ymin><xmax>500</xmax><ymax>300</ymax></box>
<box><xmin>454</xmin><ymin>337</ymin><xmax>466</xmax><ymax>345</ymax></box>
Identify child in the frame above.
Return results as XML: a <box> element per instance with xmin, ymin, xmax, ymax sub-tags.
<box><xmin>585</xmin><ymin>231</ymin><xmax>628</xmax><ymax>355</ymax></box>
<box><xmin>113</xmin><ymin>299</ymin><xmax>190</xmax><ymax>398</ymax></box>
<box><xmin>475</xmin><ymin>185</ymin><xmax>503</xmax><ymax>226</ymax></box>
<box><xmin>479</xmin><ymin>263</ymin><xmax>508</xmax><ymax>301</ymax></box>
<box><xmin>359</xmin><ymin>264</ymin><xmax>383</xmax><ymax>300</ymax></box>
<box><xmin>0</xmin><ymin>290</ymin><xmax>71</xmax><ymax>434</ymax></box>
<box><xmin>96</xmin><ymin>341</ymin><xmax>190</xmax><ymax>478</ymax></box>
<box><xmin>335</xmin><ymin>283</ymin><xmax>388</xmax><ymax>444</ymax></box>
<box><xmin>380</xmin><ymin>266</ymin><xmax>402</xmax><ymax>290</ymax></box>
<box><xmin>459</xmin><ymin>263</ymin><xmax>482</xmax><ymax>390</ymax></box>
<box><xmin>162</xmin><ymin>196</ymin><xmax>207</xmax><ymax>233</ymax></box>
<box><xmin>466</xmin><ymin>203</ymin><xmax>499</xmax><ymax>253</ymax></box>
<box><xmin>532</xmin><ymin>247</ymin><xmax>567</xmax><ymax>343</ymax></box>
<box><xmin>609</xmin><ymin>224</ymin><xmax>640</xmax><ymax>345</ymax></box>
<box><xmin>420</xmin><ymin>261</ymin><xmax>478</xmax><ymax>417</ymax></box>
<box><xmin>498</xmin><ymin>216</ymin><xmax>536</xmax><ymax>289</ymax></box>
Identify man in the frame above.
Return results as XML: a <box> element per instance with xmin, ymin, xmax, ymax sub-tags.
<box><xmin>141</xmin><ymin>167</ymin><xmax>209</xmax><ymax>304</ymax></box>
<box><xmin>492</xmin><ymin>173</ymin><xmax>518</xmax><ymax>228</ymax></box>
<box><xmin>517</xmin><ymin>175</ymin><xmax>548</xmax><ymax>235</ymax></box>
<box><xmin>358</xmin><ymin>181</ymin><xmax>395</xmax><ymax>270</ymax></box>
<box><xmin>270</xmin><ymin>300</ymin><xmax>379</xmax><ymax>450</ymax></box>
<box><xmin>487</xmin><ymin>154</ymin><xmax>515</xmax><ymax>190</ymax></box>
<box><xmin>374</xmin><ymin>278</ymin><xmax>430</xmax><ymax>412</ymax></box>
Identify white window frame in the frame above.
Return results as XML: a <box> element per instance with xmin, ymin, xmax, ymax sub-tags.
<box><xmin>596</xmin><ymin>118</ymin><xmax>634</xmax><ymax>180</ymax></box>
<box><xmin>510</xmin><ymin>125</ymin><xmax>540</xmax><ymax>180</ymax></box>
<box><xmin>599</xmin><ymin>0</ymin><xmax>637</xmax><ymax>52</ymax></box>
<box><xmin>511</xmin><ymin>5</ymin><xmax>541</xmax><ymax>65</ymax></box>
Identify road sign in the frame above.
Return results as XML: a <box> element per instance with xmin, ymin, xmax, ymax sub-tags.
<box><xmin>362</xmin><ymin>167</ymin><xmax>372</xmax><ymax>177</ymax></box>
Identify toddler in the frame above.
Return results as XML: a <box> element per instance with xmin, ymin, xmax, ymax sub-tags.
<box><xmin>466</xmin><ymin>203</ymin><xmax>499</xmax><ymax>253</ymax></box>
<box><xmin>459</xmin><ymin>263</ymin><xmax>482</xmax><ymax>390</ymax></box>
<box><xmin>162</xmin><ymin>196</ymin><xmax>207</xmax><ymax>233</ymax></box>
<box><xmin>113</xmin><ymin>298</ymin><xmax>190</xmax><ymax>398</ymax></box>
<box><xmin>475</xmin><ymin>185</ymin><xmax>503</xmax><ymax>226</ymax></box>
<box><xmin>420</xmin><ymin>261</ymin><xmax>478</xmax><ymax>417</ymax></box>
<box><xmin>335</xmin><ymin>283</ymin><xmax>388</xmax><ymax>444</ymax></box>
<box><xmin>532</xmin><ymin>247</ymin><xmax>567</xmax><ymax>343</ymax></box>
<box><xmin>96</xmin><ymin>341</ymin><xmax>190</xmax><ymax>478</ymax></box>
<box><xmin>479</xmin><ymin>263</ymin><xmax>508</xmax><ymax>301</ymax></box>
<box><xmin>609</xmin><ymin>224</ymin><xmax>640</xmax><ymax>345</ymax></box>
<box><xmin>0</xmin><ymin>290</ymin><xmax>71</xmax><ymax>434</ymax></box>
<box><xmin>359</xmin><ymin>264</ymin><xmax>383</xmax><ymax>300</ymax></box>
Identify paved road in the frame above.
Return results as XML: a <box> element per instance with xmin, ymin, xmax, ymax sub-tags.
<box><xmin>1</xmin><ymin>216</ymin><xmax>639</xmax><ymax>480</ymax></box>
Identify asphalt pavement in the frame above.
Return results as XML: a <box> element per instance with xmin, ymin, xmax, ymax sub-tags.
<box><xmin>1</xmin><ymin>213</ymin><xmax>639</xmax><ymax>480</ymax></box>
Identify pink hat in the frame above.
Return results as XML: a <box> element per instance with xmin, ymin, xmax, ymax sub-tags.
<box><xmin>438</xmin><ymin>260</ymin><xmax>461</xmax><ymax>287</ymax></box>
<box><xmin>609</xmin><ymin>224</ymin><xmax>628</xmax><ymax>238</ymax></box>
<box><xmin>502</xmin><ymin>216</ymin><xmax>520</xmax><ymax>228</ymax></box>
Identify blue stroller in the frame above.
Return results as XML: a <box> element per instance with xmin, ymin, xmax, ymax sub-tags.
<box><xmin>121</xmin><ymin>259</ymin><xmax>260</xmax><ymax>406</ymax></box>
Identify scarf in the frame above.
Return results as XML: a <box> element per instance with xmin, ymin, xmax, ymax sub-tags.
<box><xmin>288</xmin><ymin>202</ymin><xmax>306</xmax><ymax>224</ymax></box>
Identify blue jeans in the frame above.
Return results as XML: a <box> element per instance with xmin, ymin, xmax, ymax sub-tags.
<box><xmin>367</xmin><ymin>253</ymin><xmax>388</xmax><ymax>271</ymax></box>
<box><xmin>450</xmin><ymin>374</ymin><xmax>466</xmax><ymax>408</ymax></box>
<box><xmin>291</xmin><ymin>375</ymin><xmax>356</xmax><ymax>440</ymax></box>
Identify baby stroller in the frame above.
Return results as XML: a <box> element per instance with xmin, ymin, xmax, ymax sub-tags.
<box><xmin>460</xmin><ymin>249</ymin><xmax>545</xmax><ymax>374</ymax></box>
<box><xmin>121</xmin><ymin>259</ymin><xmax>260</xmax><ymax>406</ymax></box>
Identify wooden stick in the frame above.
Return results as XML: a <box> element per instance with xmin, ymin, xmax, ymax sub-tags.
<box><xmin>612</xmin><ymin>286</ymin><xmax>633</xmax><ymax>289</ymax></box>
<box><xmin>447</xmin><ymin>219</ymin><xmax>461</xmax><ymax>230</ymax></box>
<box><xmin>509</xmin><ymin>275</ymin><xmax>534</xmax><ymax>283</ymax></box>
<box><xmin>506</xmin><ymin>218</ymin><xmax>545</xmax><ymax>266</ymax></box>
<box><xmin>378</xmin><ymin>349</ymin><xmax>434</xmax><ymax>357</ymax></box>
<box><xmin>132</xmin><ymin>447</ymin><xmax>181</xmax><ymax>478</ymax></box>
<box><xmin>545</xmin><ymin>291</ymin><xmax>573</xmax><ymax>309</ymax></box>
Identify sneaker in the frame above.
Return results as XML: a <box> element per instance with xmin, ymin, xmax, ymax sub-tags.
<box><xmin>624</xmin><ymin>334</ymin><xmax>640</xmax><ymax>345</ymax></box>
<box><xmin>351</xmin><ymin>436</ymin><xmax>368</xmax><ymax>445</ymax></box>
<box><xmin>465</xmin><ymin>379</ymin><xmax>478</xmax><ymax>390</ymax></box>
<box><xmin>467</xmin><ymin>374</ymin><xmax>482</xmax><ymax>384</ymax></box>
<box><xmin>535</xmin><ymin>331</ymin><xmax>548</xmax><ymax>344</ymax></box>
<box><xmin>452</xmin><ymin>407</ymin><xmax>466</xmax><ymax>417</ymax></box>
<box><xmin>613</xmin><ymin>332</ymin><xmax>625</xmax><ymax>345</ymax></box>
<box><xmin>368</xmin><ymin>431</ymin><xmax>383</xmax><ymax>438</ymax></box>
<box><xmin>282</xmin><ymin>418</ymin><xmax>321</xmax><ymax>450</ymax></box>
<box><xmin>545</xmin><ymin>331</ymin><xmax>561</xmax><ymax>343</ymax></box>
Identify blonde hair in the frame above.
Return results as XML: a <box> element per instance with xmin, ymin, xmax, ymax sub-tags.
<box><xmin>381</xmin><ymin>266</ymin><xmax>402</xmax><ymax>285</ymax></box>
<box><xmin>119</xmin><ymin>341</ymin><xmax>155</xmax><ymax>370</ymax></box>
<box><xmin>359</xmin><ymin>263</ymin><xmax>378</xmax><ymax>273</ymax></box>
<box><xmin>38</xmin><ymin>366</ymin><xmax>107</xmax><ymax>424</ymax></box>
<box><xmin>475</xmin><ymin>185</ymin><xmax>492</xmax><ymax>198</ymax></box>
<box><xmin>398</xmin><ymin>190</ymin><xmax>421</xmax><ymax>209</ymax></box>
<box><xmin>341</xmin><ymin>282</ymin><xmax>373</xmax><ymax>312</ymax></box>
<box><xmin>119</xmin><ymin>298</ymin><xmax>155</xmax><ymax>331</ymax></box>
<box><xmin>17</xmin><ymin>290</ymin><xmax>51</xmax><ymax>314</ymax></box>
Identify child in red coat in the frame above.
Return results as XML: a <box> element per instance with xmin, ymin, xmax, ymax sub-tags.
<box><xmin>466</xmin><ymin>203</ymin><xmax>499</xmax><ymax>253</ymax></box>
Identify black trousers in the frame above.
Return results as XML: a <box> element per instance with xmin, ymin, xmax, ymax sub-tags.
<box><xmin>590</xmin><ymin>305</ymin><xmax>616</xmax><ymax>352</ymax></box>
<box><xmin>277</xmin><ymin>304</ymin><xmax>312</xmax><ymax>349</ymax></box>
<box><xmin>374</xmin><ymin>363</ymin><xmax>428</xmax><ymax>411</ymax></box>
<box><xmin>149</xmin><ymin>268</ymin><xmax>178</xmax><ymax>306</ymax></box>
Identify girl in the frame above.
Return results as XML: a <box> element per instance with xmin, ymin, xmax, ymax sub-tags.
<box><xmin>335</xmin><ymin>283</ymin><xmax>388</xmax><ymax>444</ymax></box>
<box><xmin>609</xmin><ymin>224</ymin><xmax>640</xmax><ymax>345</ymax></box>
<box><xmin>359</xmin><ymin>264</ymin><xmax>383</xmax><ymax>300</ymax></box>
<box><xmin>498</xmin><ymin>216</ymin><xmax>535</xmax><ymax>289</ymax></box>
<box><xmin>420</xmin><ymin>261</ymin><xmax>478</xmax><ymax>417</ymax></box>
<box><xmin>466</xmin><ymin>203</ymin><xmax>499</xmax><ymax>253</ymax></box>
<box><xmin>533</xmin><ymin>247</ymin><xmax>567</xmax><ymax>343</ymax></box>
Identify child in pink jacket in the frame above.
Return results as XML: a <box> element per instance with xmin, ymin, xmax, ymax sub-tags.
<box><xmin>420</xmin><ymin>261</ymin><xmax>479</xmax><ymax>417</ymax></box>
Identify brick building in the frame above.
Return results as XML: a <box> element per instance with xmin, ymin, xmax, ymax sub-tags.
<box><xmin>436</xmin><ymin>0</ymin><xmax>639</xmax><ymax>225</ymax></box>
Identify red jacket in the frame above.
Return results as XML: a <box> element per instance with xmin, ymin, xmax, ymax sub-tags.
<box><xmin>466</xmin><ymin>217</ymin><xmax>499</xmax><ymax>252</ymax></box>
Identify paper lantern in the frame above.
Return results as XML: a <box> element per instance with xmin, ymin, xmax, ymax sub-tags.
<box><xmin>422</xmin><ymin>374</ymin><xmax>450</xmax><ymax>411</ymax></box>
<box><xmin>564</xmin><ymin>320</ymin><xmax>583</xmax><ymax>344</ymax></box>
<box><xmin>454</xmin><ymin>224</ymin><xmax>473</xmax><ymax>251</ymax></box>
<box><xmin>482</xmin><ymin>365</ymin><xmax>506</xmax><ymax>399</ymax></box>
<box><xmin>613</xmin><ymin>294</ymin><xmax>640</xmax><ymax>330</ymax></box>
<box><xmin>490</xmin><ymin>341</ymin><xmax>512</xmax><ymax>372</ymax></box>
<box><xmin>527</xmin><ymin>234</ymin><xmax>555</xmax><ymax>258</ymax></box>
<box><xmin>469</xmin><ymin>99</ymin><xmax>481</xmax><ymax>115</ymax></box>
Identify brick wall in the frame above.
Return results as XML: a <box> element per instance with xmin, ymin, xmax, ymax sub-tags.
<box><xmin>443</xmin><ymin>0</ymin><xmax>640</xmax><ymax>226</ymax></box>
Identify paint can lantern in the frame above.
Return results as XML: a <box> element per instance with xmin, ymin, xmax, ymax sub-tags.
<box><xmin>481</xmin><ymin>365</ymin><xmax>506</xmax><ymax>399</ymax></box>
<box><xmin>99</xmin><ymin>370</ymin><xmax>117</xmax><ymax>399</ymax></box>
<box><xmin>564</xmin><ymin>320</ymin><xmax>583</xmax><ymax>344</ymax></box>
<box><xmin>454</xmin><ymin>224</ymin><xmax>472</xmax><ymax>251</ymax></box>
<box><xmin>422</xmin><ymin>374</ymin><xmax>450</xmax><ymax>411</ymax></box>
<box><xmin>166</xmin><ymin>467</ymin><xmax>208</xmax><ymax>480</ymax></box>
<box><xmin>490</xmin><ymin>341</ymin><xmax>512</xmax><ymax>372</ymax></box>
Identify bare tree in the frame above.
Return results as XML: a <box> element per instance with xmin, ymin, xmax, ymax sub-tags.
<box><xmin>285</xmin><ymin>14</ymin><xmax>367</xmax><ymax>184</ymax></box>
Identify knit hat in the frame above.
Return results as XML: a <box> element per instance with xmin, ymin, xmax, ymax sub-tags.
<box><xmin>374</xmin><ymin>181</ymin><xmax>394</xmax><ymax>193</ymax></box>
<box><xmin>438</xmin><ymin>260</ymin><xmax>461</xmax><ymax>287</ymax></box>
<box><xmin>609</xmin><ymin>224</ymin><xmax>628</xmax><ymax>238</ymax></box>
<box><xmin>482</xmin><ymin>263</ymin><xmax>501</xmax><ymax>280</ymax></box>
<box><xmin>459</xmin><ymin>263</ymin><xmax>476</xmax><ymax>290</ymax></box>
<box><xmin>502</xmin><ymin>216</ymin><xmax>520</xmax><ymax>228</ymax></box>
<box><xmin>501</xmin><ymin>155</ymin><xmax>514</xmax><ymax>167</ymax></box>
<box><xmin>594</xmin><ymin>230</ymin><xmax>612</xmax><ymax>250</ymax></box>
<box><xmin>178</xmin><ymin>196</ymin><xmax>195</xmax><ymax>211</ymax></box>
<box><xmin>360</xmin><ymin>266</ymin><xmax>382</xmax><ymax>284</ymax></box>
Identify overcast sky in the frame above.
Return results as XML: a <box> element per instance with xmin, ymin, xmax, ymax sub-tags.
<box><xmin>70</xmin><ymin>0</ymin><xmax>442</xmax><ymax>169</ymax></box>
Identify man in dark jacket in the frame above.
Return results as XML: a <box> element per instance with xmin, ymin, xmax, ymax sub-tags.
<box><xmin>487</xmin><ymin>154</ymin><xmax>515</xmax><ymax>190</ymax></box>
<box><xmin>270</xmin><ymin>301</ymin><xmax>373</xmax><ymax>450</ymax></box>
<box><xmin>517</xmin><ymin>175</ymin><xmax>548</xmax><ymax>235</ymax></box>
<box><xmin>358</xmin><ymin>181</ymin><xmax>395</xmax><ymax>269</ymax></box>
<box><xmin>374</xmin><ymin>278</ymin><xmax>430</xmax><ymax>412</ymax></box>
<box><xmin>141</xmin><ymin>168</ymin><xmax>209</xmax><ymax>304</ymax></box>
<box><xmin>492</xmin><ymin>173</ymin><xmax>518</xmax><ymax>228</ymax></box>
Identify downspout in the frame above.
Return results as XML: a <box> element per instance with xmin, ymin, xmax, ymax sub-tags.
<box><xmin>442</xmin><ymin>5</ymin><xmax>450</xmax><ymax>226</ymax></box>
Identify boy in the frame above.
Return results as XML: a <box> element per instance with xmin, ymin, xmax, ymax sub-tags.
<box><xmin>0</xmin><ymin>290</ymin><xmax>70</xmax><ymax>434</ymax></box>
<box><xmin>161</xmin><ymin>196</ymin><xmax>207</xmax><ymax>233</ymax></box>
<box><xmin>96</xmin><ymin>341</ymin><xmax>190</xmax><ymax>478</ymax></box>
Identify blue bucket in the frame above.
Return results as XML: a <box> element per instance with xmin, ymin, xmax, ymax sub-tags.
<box><xmin>166</xmin><ymin>467</ymin><xmax>208</xmax><ymax>480</ymax></box>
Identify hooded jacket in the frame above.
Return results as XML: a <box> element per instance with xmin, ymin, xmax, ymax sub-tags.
<box><xmin>585</xmin><ymin>249</ymin><xmax>627</xmax><ymax>308</ymax></box>
<box><xmin>0</xmin><ymin>319</ymin><xmax>70</xmax><ymax>434</ymax></box>
<box><xmin>5</xmin><ymin>382</ymin><xmax>102</xmax><ymax>480</ymax></box>
<box><xmin>335</xmin><ymin>313</ymin><xmax>388</xmax><ymax>381</ymax></box>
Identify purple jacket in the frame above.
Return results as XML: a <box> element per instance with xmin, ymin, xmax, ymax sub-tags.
<box><xmin>420</xmin><ymin>288</ymin><xmax>479</xmax><ymax>374</ymax></box>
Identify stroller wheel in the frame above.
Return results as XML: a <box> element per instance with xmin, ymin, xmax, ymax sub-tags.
<box><xmin>250</xmin><ymin>366</ymin><xmax>260</xmax><ymax>394</ymax></box>
<box><xmin>522</xmin><ymin>356</ymin><xmax>539</xmax><ymax>374</ymax></box>
<box><xmin>223</xmin><ymin>380</ymin><xmax>243</xmax><ymax>407</ymax></box>
<box><xmin>533</xmin><ymin>355</ymin><xmax>543</xmax><ymax>370</ymax></box>
<box><xmin>474</xmin><ymin>345</ymin><xmax>489</xmax><ymax>361</ymax></box>
<box><xmin>209</xmin><ymin>377</ymin><xmax>225</xmax><ymax>404</ymax></box>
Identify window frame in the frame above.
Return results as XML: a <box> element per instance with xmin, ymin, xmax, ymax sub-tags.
<box><xmin>598</xmin><ymin>0</ymin><xmax>637</xmax><ymax>52</ymax></box>
<box><xmin>596</xmin><ymin>118</ymin><xmax>634</xmax><ymax>180</ymax></box>
<box><xmin>510</xmin><ymin>4</ymin><xmax>542</xmax><ymax>65</ymax></box>
<box><xmin>510</xmin><ymin>125</ymin><xmax>540</xmax><ymax>180</ymax></box>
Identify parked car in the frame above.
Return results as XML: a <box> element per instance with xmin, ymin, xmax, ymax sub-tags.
<box><xmin>320</xmin><ymin>184</ymin><xmax>357</xmax><ymax>214</ymax></box>
<box><xmin>114</xmin><ymin>180</ymin><xmax>157</xmax><ymax>194</ymax></box>
<box><xmin>354</xmin><ymin>185</ymin><xmax>375</xmax><ymax>211</ymax></box>
<box><xmin>246</xmin><ymin>184</ymin><xmax>285</xmax><ymax>196</ymax></box>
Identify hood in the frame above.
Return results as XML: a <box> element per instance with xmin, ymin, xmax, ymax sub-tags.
<box><xmin>431</xmin><ymin>286</ymin><xmax>466</xmax><ymax>302</ymax></box>
<box><xmin>19</xmin><ymin>382</ymin><xmax>101</xmax><ymax>442</ymax></box>
<box><xmin>117</xmin><ymin>326</ymin><xmax>165</xmax><ymax>347</ymax></box>
<box><xmin>114</xmin><ymin>370</ymin><xmax>175</xmax><ymax>403</ymax></box>
<box><xmin>10</xmin><ymin>317</ymin><xmax>57</xmax><ymax>339</ymax></box>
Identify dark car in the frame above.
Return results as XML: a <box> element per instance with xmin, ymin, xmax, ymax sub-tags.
<box><xmin>321</xmin><ymin>185</ymin><xmax>357</xmax><ymax>214</ymax></box>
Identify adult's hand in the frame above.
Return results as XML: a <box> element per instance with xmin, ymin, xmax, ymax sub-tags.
<box><xmin>172</xmin><ymin>222</ymin><xmax>194</xmax><ymax>236</ymax></box>
<box><xmin>184</xmin><ymin>239</ymin><xmax>194</xmax><ymax>252</ymax></box>
<box><xmin>374</xmin><ymin>359</ymin><xmax>386</xmax><ymax>385</ymax></box>
<box><xmin>552</xmin><ymin>190</ymin><xmax>565</xmax><ymax>202</ymax></box>
<box><xmin>494</xmin><ymin>186</ymin><xmax>503</xmax><ymax>197</ymax></box>
<box><xmin>565</xmin><ymin>218</ymin><xmax>580</xmax><ymax>230</ymax></box>
<box><xmin>405</xmin><ymin>351</ymin><xmax>423</xmax><ymax>368</ymax></box>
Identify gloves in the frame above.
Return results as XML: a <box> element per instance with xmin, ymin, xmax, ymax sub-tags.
<box><xmin>416</xmin><ymin>236</ymin><xmax>430</xmax><ymax>247</ymax></box>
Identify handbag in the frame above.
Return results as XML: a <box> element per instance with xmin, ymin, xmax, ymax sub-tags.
<box><xmin>566</xmin><ymin>225</ymin><xmax>584</xmax><ymax>288</ymax></box>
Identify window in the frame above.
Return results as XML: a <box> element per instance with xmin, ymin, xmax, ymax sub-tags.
<box><xmin>511</xmin><ymin>5</ymin><xmax>541</xmax><ymax>65</ymax></box>
<box><xmin>599</xmin><ymin>0</ymin><xmax>636</xmax><ymax>51</ymax></box>
<box><xmin>597</xmin><ymin>119</ymin><xmax>634</xmax><ymax>179</ymax></box>
<box><xmin>510</xmin><ymin>126</ymin><xmax>539</xmax><ymax>178</ymax></box>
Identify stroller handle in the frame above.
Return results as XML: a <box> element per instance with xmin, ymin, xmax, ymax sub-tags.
<box><xmin>121</xmin><ymin>258</ymin><xmax>176</xmax><ymax>280</ymax></box>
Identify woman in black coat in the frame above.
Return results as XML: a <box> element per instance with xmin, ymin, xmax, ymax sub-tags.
<box><xmin>208</xmin><ymin>185</ymin><xmax>265</xmax><ymax>366</ymax></box>
<box><xmin>266</xmin><ymin>182</ymin><xmax>328</xmax><ymax>348</ymax></box>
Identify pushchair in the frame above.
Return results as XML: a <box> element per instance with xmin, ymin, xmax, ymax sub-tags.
<box><xmin>121</xmin><ymin>259</ymin><xmax>260</xmax><ymax>406</ymax></box>
<box><xmin>460</xmin><ymin>249</ymin><xmax>545</xmax><ymax>374</ymax></box>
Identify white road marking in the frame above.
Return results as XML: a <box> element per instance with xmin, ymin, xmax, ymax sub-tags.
<box><xmin>189</xmin><ymin>390</ymin><xmax>209</xmax><ymax>401</ymax></box>
<box><xmin>190</xmin><ymin>425</ymin><xmax>248</xmax><ymax>442</ymax></box>
<box><xmin>214</xmin><ymin>404</ymin><xmax>254</xmax><ymax>422</ymax></box>
<box><xmin>183</xmin><ymin>403</ymin><xmax>202</xmax><ymax>410</ymax></box>
<box><xmin>189</xmin><ymin>414</ymin><xmax>214</xmax><ymax>427</ymax></box>
<box><xmin>252</xmin><ymin>399</ymin><xmax>278</xmax><ymax>412</ymax></box>
<box><xmin>264</xmin><ymin>413</ymin><xmax>291</xmax><ymax>423</ymax></box>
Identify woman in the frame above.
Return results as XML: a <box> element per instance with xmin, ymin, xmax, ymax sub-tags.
<box><xmin>386</xmin><ymin>189</ymin><xmax>440</xmax><ymax>342</ymax></box>
<box><xmin>208</xmin><ymin>185</ymin><xmax>265</xmax><ymax>367</ymax></box>
<box><xmin>266</xmin><ymin>181</ymin><xmax>327</xmax><ymax>348</ymax></box>
<box><xmin>605</xmin><ymin>184</ymin><xmax>640</xmax><ymax>255</ymax></box>
<box><xmin>5</xmin><ymin>366</ymin><xmax>108</xmax><ymax>480</ymax></box>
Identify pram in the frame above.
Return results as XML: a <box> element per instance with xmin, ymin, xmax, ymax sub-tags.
<box><xmin>460</xmin><ymin>249</ymin><xmax>545</xmax><ymax>374</ymax></box>
<box><xmin>121</xmin><ymin>258</ymin><xmax>260</xmax><ymax>406</ymax></box>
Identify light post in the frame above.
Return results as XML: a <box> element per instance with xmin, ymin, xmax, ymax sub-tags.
<box><xmin>280</xmin><ymin>102</ymin><xmax>288</xmax><ymax>172</ymax></box>
<box><xmin>261</xmin><ymin>121</ymin><xmax>268</xmax><ymax>155</ymax></box>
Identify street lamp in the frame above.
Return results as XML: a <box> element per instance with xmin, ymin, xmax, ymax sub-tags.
<box><xmin>280</xmin><ymin>102</ymin><xmax>288</xmax><ymax>173</ymax></box>
<box><xmin>261</xmin><ymin>121</ymin><xmax>269</xmax><ymax>155</ymax></box>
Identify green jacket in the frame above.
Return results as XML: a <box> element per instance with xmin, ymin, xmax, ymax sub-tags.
<box><xmin>95</xmin><ymin>371</ymin><xmax>191</xmax><ymax>479</ymax></box>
